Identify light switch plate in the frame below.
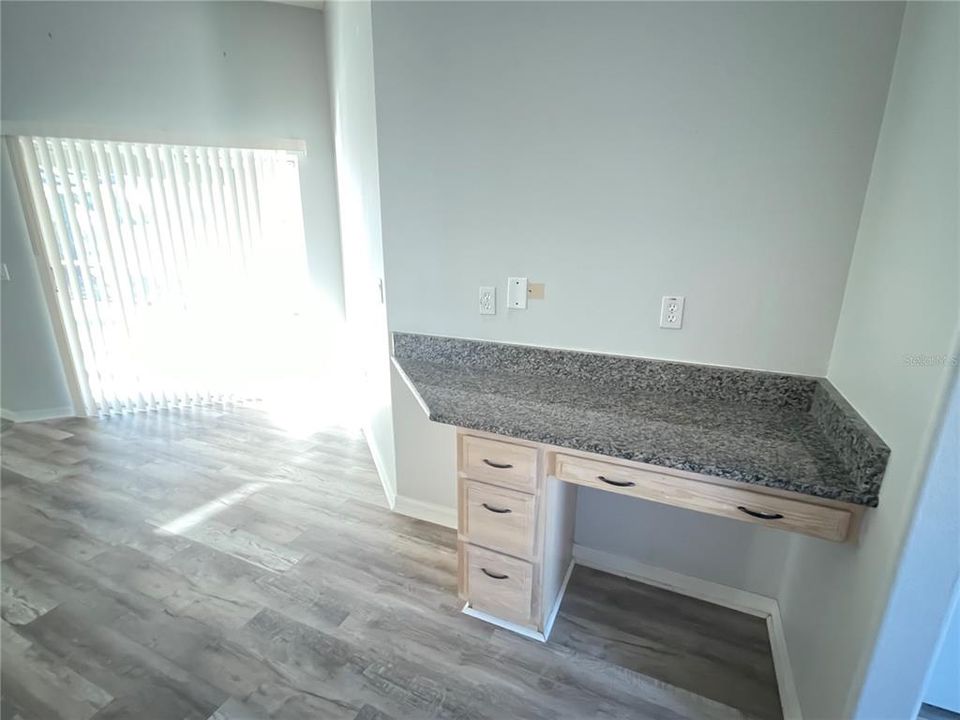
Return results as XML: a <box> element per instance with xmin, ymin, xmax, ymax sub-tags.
<box><xmin>507</xmin><ymin>277</ymin><xmax>528</xmax><ymax>309</ymax></box>
<box><xmin>660</xmin><ymin>295</ymin><xmax>684</xmax><ymax>329</ymax></box>
<box><xmin>479</xmin><ymin>286</ymin><xmax>496</xmax><ymax>315</ymax></box>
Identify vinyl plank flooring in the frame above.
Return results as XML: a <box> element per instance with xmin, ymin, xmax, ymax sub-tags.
<box><xmin>0</xmin><ymin>528</ymin><xmax>37</xmax><ymax>561</ymax></box>
<box><xmin>149</xmin><ymin>517</ymin><xmax>305</xmax><ymax>573</ymax></box>
<box><xmin>207</xmin><ymin>697</ymin><xmax>270</xmax><ymax>720</ymax></box>
<box><xmin>1</xmin><ymin>563</ymin><xmax>61</xmax><ymax>625</ymax></box>
<box><xmin>20</xmin><ymin>603</ymin><xmax>226</xmax><ymax>720</ymax></box>
<box><xmin>1</xmin><ymin>620</ymin><xmax>113</xmax><ymax>720</ymax></box>
<box><xmin>2</xmin><ymin>406</ymin><xmax>780</xmax><ymax>720</ymax></box>
<box><xmin>551</xmin><ymin>566</ymin><xmax>782</xmax><ymax>720</ymax></box>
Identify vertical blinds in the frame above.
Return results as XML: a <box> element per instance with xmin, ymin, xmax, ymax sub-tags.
<box><xmin>13</xmin><ymin>135</ymin><xmax>309</xmax><ymax>416</ymax></box>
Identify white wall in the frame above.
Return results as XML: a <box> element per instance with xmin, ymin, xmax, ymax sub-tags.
<box><xmin>372</xmin><ymin>0</ymin><xmax>903</xmax><ymax>375</ymax></box>
<box><xmin>574</xmin><ymin>489</ymin><xmax>792</xmax><ymax>599</ymax></box>
<box><xmin>324</xmin><ymin>0</ymin><xmax>397</xmax><ymax>499</ymax></box>
<box><xmin>369</xmin><ymin>1</ymin><xmax>903</xmax><ymax>595</ymax></box>
<box><xmin>777</xmin><ymin>4</ymin><xmax>960</xmax><ymax>718</ymax></box>
<box><xmin>851</xmin><ymin>367</ymin><xmax>958</xmax><ymax>719</ymax></box>
<box><xmin>925</xmin><ymin>588</ymin><xmax>960</xmax><ymax>714</ymax></box>
<box><xmin>0</xmin><ymin>1</ymin><xmax>342</xmax><ymax>414</ymax></box>
<box><xmin>390</xmin><ymin>363</ymin><xmax>457</xmax><ymax>524</ymax></box>
<box><xmin>0</xmin><ymin>144</ymin><xmax>74</xmax><ymax>417</ymax></box>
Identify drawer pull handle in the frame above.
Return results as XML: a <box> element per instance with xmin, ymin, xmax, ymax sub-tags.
<box><xmin>598</xmin><ymin>475</ymin><xmax>636</xmax><ymax>488</ymax></box>
<box><xmin>483</xmin><ymin>459</ymin><xmax>514</xmax><ymax>470</ymax></box>
<box><xmin>481</xmin><ymin>568</ymin><xmax>509</xmax><ymax>580</ymax></box>
<box><xmin>481</xmin><ymin>503</ymin><xmax>512</xmax><ymax>514</ymax></box>
<box><xmin>737</xmin><ymin>506</ymin><xmax>784</xmax><ymax>520</ymax></box>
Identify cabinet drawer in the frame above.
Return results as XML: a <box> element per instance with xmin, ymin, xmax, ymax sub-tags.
<box><xmin>462</xmin><ymin>480</ymin><xmax>537</xmax><ymax>559</ymax></box>
<box><xmin>460</xmin><ymin>435</ymin><xmax>538</xmax><ymax>493</ymax></box>
<box><xmin>553</xmin><ymin>453</ymin><xmax>852</xmax><ymax>542</ymax></box>
<box><xmin>462</xmin><ymin>543</ymin><xmax>535</xmax><ymax>627</ymax></box>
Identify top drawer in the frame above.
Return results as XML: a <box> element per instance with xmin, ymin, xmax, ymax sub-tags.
<box><xmin>459</xmin><ymin>435</ymin><xmax>539</xmax><ymax>493</ymax></box>
<box><xmin>553</xmin><ymin>453</ymin><xmax>852</xmax><ymax>542</ymax></box>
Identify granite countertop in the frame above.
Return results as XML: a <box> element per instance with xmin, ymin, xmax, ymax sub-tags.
<box><xmin>392</xmin><ymin>333</ymin><xmax>889</xmax><ymax>507</ymax></box>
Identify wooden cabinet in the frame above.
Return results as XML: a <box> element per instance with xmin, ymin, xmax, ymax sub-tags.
<box><xmin>461</xmin><ymin>544</ymin><xmax>535</xmax><ymax>626</ymax></box>
<box><xmin>456</xmin><ymin>434</ymin><xmax>571</xmax><ymax>635</ymax></box>
<box><xmin>553</xmin><ymin>453</ymin><xmax>854</xmax><ymax>542</ymax></box>
<box><xmin>460</xmin><ymin>480</ymin><xmax>538</xmax><ymax>559</ymax></box>
<box><xmin>459</xmin><ymin>435</ymin><xmax>539</xmax><ymax>493</ymax></box>
<box><xmin>456</xmin><ymin>429</ymin><xmax>862</xmax><ymax>639</ymax></box>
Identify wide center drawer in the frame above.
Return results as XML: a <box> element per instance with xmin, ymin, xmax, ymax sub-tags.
<box><xmin>461</xmin><ymin>543</ymin><xmax>534</xmax><ymax>627</ymax></box>
<box><xmin>459</xmin><ymin>435</ymin><xmax>539</xmax><ymax>493</ymax></box>
<box><xmin>461</xmin><ymin>480</ymin><xmax>537</xmax><ymax>559</ymax></box>
<box><xmin>553</xmin><ymin>453</ymin><xmax>852</xmax><ymax>542</ymax></box>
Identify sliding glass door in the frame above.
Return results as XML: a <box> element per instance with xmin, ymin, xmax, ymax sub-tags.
<box><xmin>9</xmin><ymin>135</ymin><xmax>311</xmax><ymax>416</ymax></box>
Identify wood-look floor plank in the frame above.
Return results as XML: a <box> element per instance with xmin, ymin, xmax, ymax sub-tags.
<box><xmin>207</xmin><ymin>697</ymin><xmax>270</xmax><ymax>720</ymax></box>
<box><xmin>1</xmin><ymin>620</ymin><xmax>113</xmax><ymax>720</ymax></box>
<box><xmin>19</xmin><ymin>603</ymin><xmax>226</xmax><ymax>720</ymax></box>
<box><xmin>2</xmin><ymin>406</ymin><xmax>780</xmax><ymax>720</ymax></box>
<box><xmin>1</xmin><ymin>528</ymin><xmax>37</xmax><ymax>562</ymax></box>
<box><xmin>1</xmin><ymin>563</ymin><xmax>61</xmax><ymax>625</ymax></box>
<box><xmin>551</xmin><ymin>566</ymin><xmax>781</xmax><ymax>720</ymax></box>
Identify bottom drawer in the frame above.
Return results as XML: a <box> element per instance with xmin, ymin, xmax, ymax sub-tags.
<box><xmin>462</xmin><ymin>543</ymin><xmax>535</xmax><ymax>627</ymax></box>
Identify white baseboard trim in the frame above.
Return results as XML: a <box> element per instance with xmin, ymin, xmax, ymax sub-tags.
<box><xmin>573</xmin><ymin>544</ymin><xmax>802</xmax><ymax>720</ymax></box>
<box><xmin>766</xmin><ymin>611</ymin><xmax>802</xmax><ymax>720</ymax></box>
<box><xmin>573</xmin><ymin>544</ymin><xmax>775</xmax><ymax>616</ymax></box>
<box><xmin>0</xmin><ymin>406</ymin><xmax>75</xmax><ymax>423</ymax></box>
<box><xmin>542</xmin><ymin>559</ymin><xmax>575</xmax><ymax>641</ymax></box>
<box><xmin>361</xmin><ymin>425</ymin><xmax>397</xmax><ymax>510</ymax></box>
<box><xmin>462</xmin><ymin>603</ymin><xmax>547</xmax><ymax>642</ymax></box>
<box><xmin>393</xmin><ymin>495</ymin><xmax>457</xmax><ymax>529</ymax></box>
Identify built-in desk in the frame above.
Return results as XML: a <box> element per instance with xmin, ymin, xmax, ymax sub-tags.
<box><xmin>393</xmin><ymin>332</ymin><xmax>889</xmax><ymax>640</ymax></box>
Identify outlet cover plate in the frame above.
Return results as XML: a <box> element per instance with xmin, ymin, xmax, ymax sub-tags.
<box><xmin>660</xmin><ymin>295</ymin><xmax>684</xmax><ymax>329</ymax></box>
<box><xmin>479</xmin><ymin>286</ymin><xmax>496</xmax><ymax>315</ymax></box>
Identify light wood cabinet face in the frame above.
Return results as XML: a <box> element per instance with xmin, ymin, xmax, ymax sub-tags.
<box><xmin>462</xmin><ymin>542</ymin><xmax>535</xmax><ymax>627</ymax></box>
<box><xmin>461</xmin><ymin>480</ymin><xmax>538</xmax><ymax>559</ymax></box>
<box><xmin>459</xmin><ymin>435</ymin><xmax>539</xmax><ymax>493</ymax></box>
<box><xmin>553</xmin><ymin>453</ymin><xmax>852</xmax><ymax>542</ymax></box>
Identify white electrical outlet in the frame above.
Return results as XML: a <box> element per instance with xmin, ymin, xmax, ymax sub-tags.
<box><xmin>507</xmin><ymin>277</ymin><xmax>528</xmax><ymax>309</ymax></box>
<box><xmin>659</xmin><ymin>295</ymin><xmax>685</xmax><ymax>329</ymax></box>
<box><xmin>479</xmin><ymin>286</ymin><xmax>496</xmax><ymax>315</ymax></box>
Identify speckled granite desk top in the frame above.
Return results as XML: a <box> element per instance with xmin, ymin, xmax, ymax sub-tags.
<box><xmin>393</xmin><ymin>333</ymin><xmax>889</xmax><ymax>507</ymax></box>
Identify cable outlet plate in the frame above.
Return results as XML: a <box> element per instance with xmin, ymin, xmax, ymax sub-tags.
<box><xmin>660</xmin><ymin>296</ymin><xmax>684</xmax><ymax>329</ymax></box>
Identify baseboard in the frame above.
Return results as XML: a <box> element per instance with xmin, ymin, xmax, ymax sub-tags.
<box><xmin>393</xmin><ymin>495</ymin><xmax>457</xmax><ymax>529</ymax></box>
<box><xmin>542</xmin><ymin>559</ymin><xmax>575</xmax><ymax>641</ymax></box>
<box><xmin>462</xmin><ymin>603</ymin><xmax>547</xmax><ymax>642</ymax></box>
<box><xmin>0</xmin><ymin>406</ymin><xmax>75</xmax><ymax>423</ymax></box>
<box><xmin>361</xmin><ymin>425</ymin><xmax>397</xmax><ymax>510</ymax></box>
<box><xmin>573</xmin><ymin>544</ymin><xmax>776</xmax><ymax>616</ymax></box>
<box><xmin>573</xmin><ymin>544</ymin><xmax>802</xmax><ymax>720</ymax></box>
<box><xmin>766</xmin><ymin>611</ymin><xmax>802</xmax><ymax>720</ymax></box>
